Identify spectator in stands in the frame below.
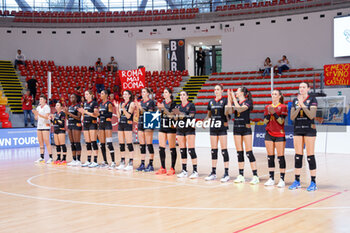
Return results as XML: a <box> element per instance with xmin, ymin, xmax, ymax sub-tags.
<box><xmin>196</xmin><ymin>47</ymin><xmax>206</xmax><ymax>76</ymax></box>
<box><xmin>21</xmin><ymin>89</ymin><xmax>35</xmax><ymax>127</ymax></box>
<box><xmin>14</xmin><ymin>49</ymin><xmax>25</xmax><ymax>70</ymax></box>
<box><xmin>107</xmin><ymin>56</ymin><xmax>119</xmax><ymax>73</ymax></box>
<box><xmin>95</xmin><ymin>66</ymin><xmax>105</xmax><ymax>94</ymax></box>
<box><xmin>277</xmin><ymin>55</ymin><xmax>290</xmax><ymax>76</ymax></box>
<box><xmin>112</xmin><ymin>86</ymin><xmax>120</xmax><ymax>101</ymax></box>
<box><xmin>262</xmin><ymin>57</ymin><xmax>272</xmax><ymax>77</ymax></box>
<box><xmin>27</xmin><ymin>76</ymin><xmax>38</xmax><ymax>103</ymax></box>
<box><xmin>95</xmin><ymin>58</ymin><xmax>103</xmax><ymax>70</ymax></box>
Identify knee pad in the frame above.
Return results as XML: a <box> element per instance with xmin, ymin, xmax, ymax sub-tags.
<box><xmin>295</xmin><ymin>154</ymin><xmax>303</xmax><ymax>169</ymax></box>
<box><xmin>75</xmin><ymin>142</ymin><xmax>81</xmax><ymax>151</ymax></box>
<box><xmin>211</xmin><ymin>149</ymin><xmax>218</xmax><ymax>160</ymax></box>
<box><xmin>56</xmin><ymin>145</ymin><xmax>61</xmax><ymax>153</ymax></box>
<box><xmin>107</xmin><ymin>142</ymin><xmax>114</xmax><ymax>151</ymax></box>
<box><xmin>159</xmin><ymin>147</ymin><xmax>166</xmax><ymax>156</ymax></box>
<box><xmin>140</xmin><ymin>144</ymin><xmax>146</xmax><ymax>154</ymax></box>
<box><xmin>91</xmin><ymin>141</ymin><xmax>98</xmax><ymax>150</ymax></box>
<box><xmin>120</xmin><ymin>143</ymin><xmax>125</xmax><ymax>152</ymax></box>
<box><xmin>127</xmin><ymin>143</ymin><xmax>134</xmax><ymax>152</ymax></box>
<box><xmin>278</xmin><ymin>156</ymin><xmax>286</xmax><ymax>169</ymax></box>
<box><xmin>170</xmin><ymin>148</ymin><xmax>177</xmax><ymax>156</ymax></box>
<box><xmin>222</xmin><ymin>149</ymin><xmax>229</xmax><ymax>162</ymax></box>
<box><xmin>188</xmin><ymin>148</ymin><xmax>197</xmax><ymax>159</ymax></box>
<box><xmin>180</xmin><ymin>148</ymin><xmax>187</xmax><ymax>159</ymax></box>
<box><xmin>100</xmin><ymin>143</ymin><xmax>106</xmax><ymax>150</ymax></box>
<box><xmin>86</xmin><ymin>142</ymin><xmax>92</xmax><ymax>151</ymax></box>
<box><xmin>61</xmin><ymin>144</ymin><xmax>67</xmax><ymax>153</ymax></box>
<box><xmin>147</xmin><ymin>144</ymin><xmax>154</xmax><ymax>154</ymax></box>
<box><xmin>246</xmin><ymin>151</ymin><xmax>256</xmax><ymax>162</ymax></box>
<box><xmin>267</xmin><ymin>155</ymin><xmax>275</xmax><ymax>168</ymax></box>
<box><xmin>237</xmin><ymin>151</ymin><xmax>244</xmax><ymax>162</ymax></box>
<box><xmin>71</xmin><ymin>143</ymin><xmax>76</xmax><ymax>152</ymax></box>
<box><xmin>307</xmin><ymin>155</ymin><xmax>316</xmax><ymax>170</ymax></box>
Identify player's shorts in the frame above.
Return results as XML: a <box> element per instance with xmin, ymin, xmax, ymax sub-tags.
<box><xmin>83</xmin><ymin>122</ymin><xmax>98</xmax><ymax>131</ymax></box>
<box><xmin>265</xmin><ymin>132</ymin><xmax>286</xmax><ymax>142</ymax></box>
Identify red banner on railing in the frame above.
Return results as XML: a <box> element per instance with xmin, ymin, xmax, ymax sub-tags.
<box><xmin>324</xmin><ymin>63</ymin><xmax>350</xmax><ymax>86</ymax></box>
<box><xmin>119</xmin><ymin>68</ymin><xmax>146</xmax><ymax>91</ymax></box>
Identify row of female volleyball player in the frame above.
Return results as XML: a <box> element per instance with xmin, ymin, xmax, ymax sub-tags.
<box><xmin>33</xmin><ymin>81</ymin><xmax>318</xmax><ymax>191</ymax></box>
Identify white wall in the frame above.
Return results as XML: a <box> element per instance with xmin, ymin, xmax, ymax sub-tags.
<box><xmin>1</xmin><ymin>8</ymin><xmax>350</xmax><ymax>72</ymax></box>
<box><xmin>136</xmin><ymin>42</ymin><xmax>163</xmax><ymax>72</ymax></box>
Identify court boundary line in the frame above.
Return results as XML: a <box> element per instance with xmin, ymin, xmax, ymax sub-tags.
<box><xmin>233</xmin><ymin>191</ymin><xmax>345</xmax><ymax>232</ymax></box>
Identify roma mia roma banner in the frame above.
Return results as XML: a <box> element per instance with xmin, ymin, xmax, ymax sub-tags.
<box><xmin>119</xmin><ymin>67</ymin><xmax>146</xmax><ymax>91</ymax></box>
<box><xmin>324</xmin><ymin>63</ymin><xmax>350</xmax><ymax>86</ymax></box>
<box><xmin>169</xmin><ymin>39</ymin><xmax>185</xmax><ymax>71</ymax></box>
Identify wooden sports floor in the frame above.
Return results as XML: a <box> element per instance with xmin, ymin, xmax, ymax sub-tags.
<box><xmin>0</xmin><ymin>146</ymin><xmax>349</xmax><ymax>233</ymax></box>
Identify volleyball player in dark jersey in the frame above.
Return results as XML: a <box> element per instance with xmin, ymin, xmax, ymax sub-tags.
<box><xmin>98</xmin><ymin>90</ymin><xmax>115</xmax><ymax>169</ymax></box>
<box><xmin>289</xmin><ymin>82</ymin><xmax>318</xmax><ymax>191</ymax></box>
<box><xmin>263</xmin><ymin>90</ymin><xmax>288</xmax><ymax>188</ymax></box>
<box><xmin>227</xmin><ymin>87</ymin><xmax>259</xmax><ymax>185</ymax></box>
<box><xmin>174</xmin><ymin>91</ymin><xmax>198</xmax><ymax>179</ymax></box>
<box><xmin>78</xmin><ymin>90</ymin><xmax>99</xmax><ymax>168</ymax></box>
<box><xmin>114</xmin><ymin>90</ymin><xmax>136</xmax><ymax>171</ymax></box>
<box><xmin>156</xmin><ymin>88</ymin><xmax>177</xmax><ymax>175</ymax></box>
<box><xmin>136</xmin><ymin>88</ymin><xmax>156</xmax><ymax>172</ymax></box>
<box><xmin>50</xmin><ymin>102</ymin><xmax>67</xmax><ymax>165</ymax></box>
<box><xmin>205</xmin><ymin>84</ymin><xmax>230</xmax><ymax>182</ymax></box>
<box><xmin>65</xmin><ymin>94</ymin><xmax>82</xmax><ymax>166</ymax></box>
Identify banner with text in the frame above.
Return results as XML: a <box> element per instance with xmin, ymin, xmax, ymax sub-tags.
<box><xmin>324</xmin><ymin>63</ymin><xmax>350</xmax><ymax>86</ymax></box>
<box><xmin>253</xmin><ymin>125</ymin><xmax>294</xmax><ymax>149</ymax></box>
<box><xmin>0</xmin><ymin>128</ymin><xmax>39</xmax><ymax>149</ymax></box>
<box><xmin>169</xmin><ymin>39</ymin><xmax>185</xmax><ymax>71</ymax></box>
<box><xmin>119</xmin><ymin>67</ymin><xmax>146</xmax><ymax>91</ymax></box>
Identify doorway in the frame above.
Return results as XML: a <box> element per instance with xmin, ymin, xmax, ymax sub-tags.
<box><xmin>194</xmin><ymin>45</ymin><xmax>222</xmax><ymax>76</ymax></box>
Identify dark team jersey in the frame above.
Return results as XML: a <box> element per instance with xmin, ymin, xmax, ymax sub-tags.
<box><xmin>120</xmin><ymin>101</ymin><xmax>133</xmax><ymax>124</ymax></box>
<box><xmin>138</xmin><ymin>99</ymin><xmax>155</xmax><ymax>124</ymax></box>
<box><xmin>264</xmin><ymin>103</ymin><xmax>288</xmax><ymax>137</ymax></box>
<box><xmin>207</xmin><ymin>97</ymin><xmax>228</xmax><ymax>128</ymax></box>
<box><xmin>99</xmin><ymin>101</ymin><xmax>113</xmax><ymax>123</ymax></box>
<box><xmin>234</xmin><ymin>99</ymin><xmax>253</xmax><ymax>128</ymax></box>
<box><xmin>161</xmin><ymin>100</ymin><xmax>176</xmax><ymax>128</ymax></box>
<box><xmin>52</xmin><ymin>111</ymin><xmax>65</xmax><ymax>130</ymax></box>
<box><xmin>68</xmin><ymin>104</ymin><xmax>81</xmax><ymax>127</ymax></box>
<box><xmin>175</xmin><ymin>102</ymin><xmax>196</xmax><ymax>129</ymax></box>
<box><xmin>292</xmin><ymin>96</ymin><xmax>318</xmax><ymax>133</ymax></box>
<box><xmin>83</xmin><ymin>100</ymin><xmax>99</xmax><ymax>124</ymax></box>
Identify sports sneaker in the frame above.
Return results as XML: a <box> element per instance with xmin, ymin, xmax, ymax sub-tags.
<box><xmin>166</xmin><ymin>168</ymin><xmax>176</xmax><ymax>176</ymax></box>
<box><xmin>234</xmin><ymin>175</ymin><xmax>245</xmax><ymax>183</ymax></box>
<box><xmin>220</xmin><ymin>174</ymin><xmax>230</xmax><ymax>183</ymax></box>
<box><xmin>108</xmin><ymin>162</ymin><xmax>116</xmax><ymax>169</ymax></box>
<box><xmin>53</xmin><ymin>160</ymin><xmax>61</xmax><ymax>165</ymax></box>
<box><xmin>67</xmin><ymin>160</ymin><xmax>76</xmax><ymax>166</ymax></box>
<box><xmin>145</xmin><ymin>164</ymin><xmax>154</xmax><ymax>172</ymax></box>
<box><xmin>289</xmin><ymin>180</ymin><xmax>301</xmax><ymax>190</ymax></box>
<box><xmin>99</xmin><ymin>161</ymin><xmax>108</xmax><ymax>168</ymax></box>
<box><xmin>35</xmin><ymin>158</ymin><xmax>45</xmax><ymax>163</ymax></box>
<box><xmin>136</xmin><ymin>163</ymin><xmax>145</xmax><ymax>172</ymax></box>
<box><xmin>155</xmin><ymin>168</ymin><xmax>167</xmax><ymax>175</ymax></box>
<box><xmin>46</xmin><ymin>158</ymin><xmax>53</xmax><ymax>164</ymax></box>
<box><xmin>189</xmin><ymin>171</ymin><xmax>199</xmax><ymax>179</ymax></box>
<box><xmin>88</xmin><ymin>162</ymin><xmax>99</xmax><ymax>168</ymax></box>
<box><xmin>116</xmin><ymin>162</ymin><xmax>125</xmax><ymax>170</ymax></box>
<box><xmin>75</xmin><ymin>161</ymin><xmax>82</xmax><ymax>166</ymax></box>
<box><xmin>205</xmin><ymin>173</ymin><xmax>217</xmax><ymax>181</ymax></box>
<box><xmin>250</xmin><ymin>176</ymin><xmax>260</xmax><ymax>185</ymax></box>
<box><xmin>307</xmin><ymin>181</ymin><xmax>317</xmax><ymax>192</ymax></box>
<box><xmin>277</xmin><ymin>179</ymin><xmax>285</xmax><ymax>188</ymax></box>
<box><xmin>264</xmin><ymin>178</ymin><xmax>275</xmax><ymax>186</ymax></box>
<box><xmin>81</xmin><ymin>161</ymin><xmax>91</xmax><ymax>167</ymax></box>
<box><xmin>60</xmin><ymin>160</ymin><xmax>67</xmax><ymax>165</ymax></box>
<box><xmin>177</xmin><ymin>170</ymin><xmax>188</xmax><ymax>178</ymax></box>
<box><xmin>124</xmin><ymin>164</ymin><xmax>133</xmax><ymax>171</ymax></box>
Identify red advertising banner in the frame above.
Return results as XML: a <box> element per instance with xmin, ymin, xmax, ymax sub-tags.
<box><xmin>324</xmin><ymin>63</ymin><xmax>350</xmax><ymax>86</ymax></box>
<box><xmin>119</xmin><ymin>68</ymin><xmax>146</xmax><ymax>91</ymax></box>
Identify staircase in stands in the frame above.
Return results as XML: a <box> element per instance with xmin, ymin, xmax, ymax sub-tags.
<box><xmin>175</xmin><ymin>76</ymin><xmax>209</xmax><ymax>104</ymax></box>
<box><xmin>0</xmin><ymin>61</ymin><xmax>23</xmax><ymax>114</ymax></box>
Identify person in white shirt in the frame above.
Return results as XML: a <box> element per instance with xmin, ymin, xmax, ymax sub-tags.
<box><xmin>107</xmin><ymin>56</ymin><xmax>118</xmax><ymax>72</ymax></box>
<box><xmin>277</xmin><ymin>55</ymin><xmax>290</xmax><ymax>76</ymax></box>
<box><xmin>14</xmin><ymin>49</ymin><xmax>25</xmax><ymax>70</ymax></box>
<box><xmin>33</xmin><ymin>95</ymin><xmax>53</xmax><ymax>164</ymax></box>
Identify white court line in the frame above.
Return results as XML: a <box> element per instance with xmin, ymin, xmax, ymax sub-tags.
<box><xmin>27</xmin><ymin>172</ymin><xmax>181</xmax><ymax>192</ymax></box>
<box><xmin>0</xmin><ymin>189</ymin><xmax>349</xmax><ymax>211</ymax></box>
